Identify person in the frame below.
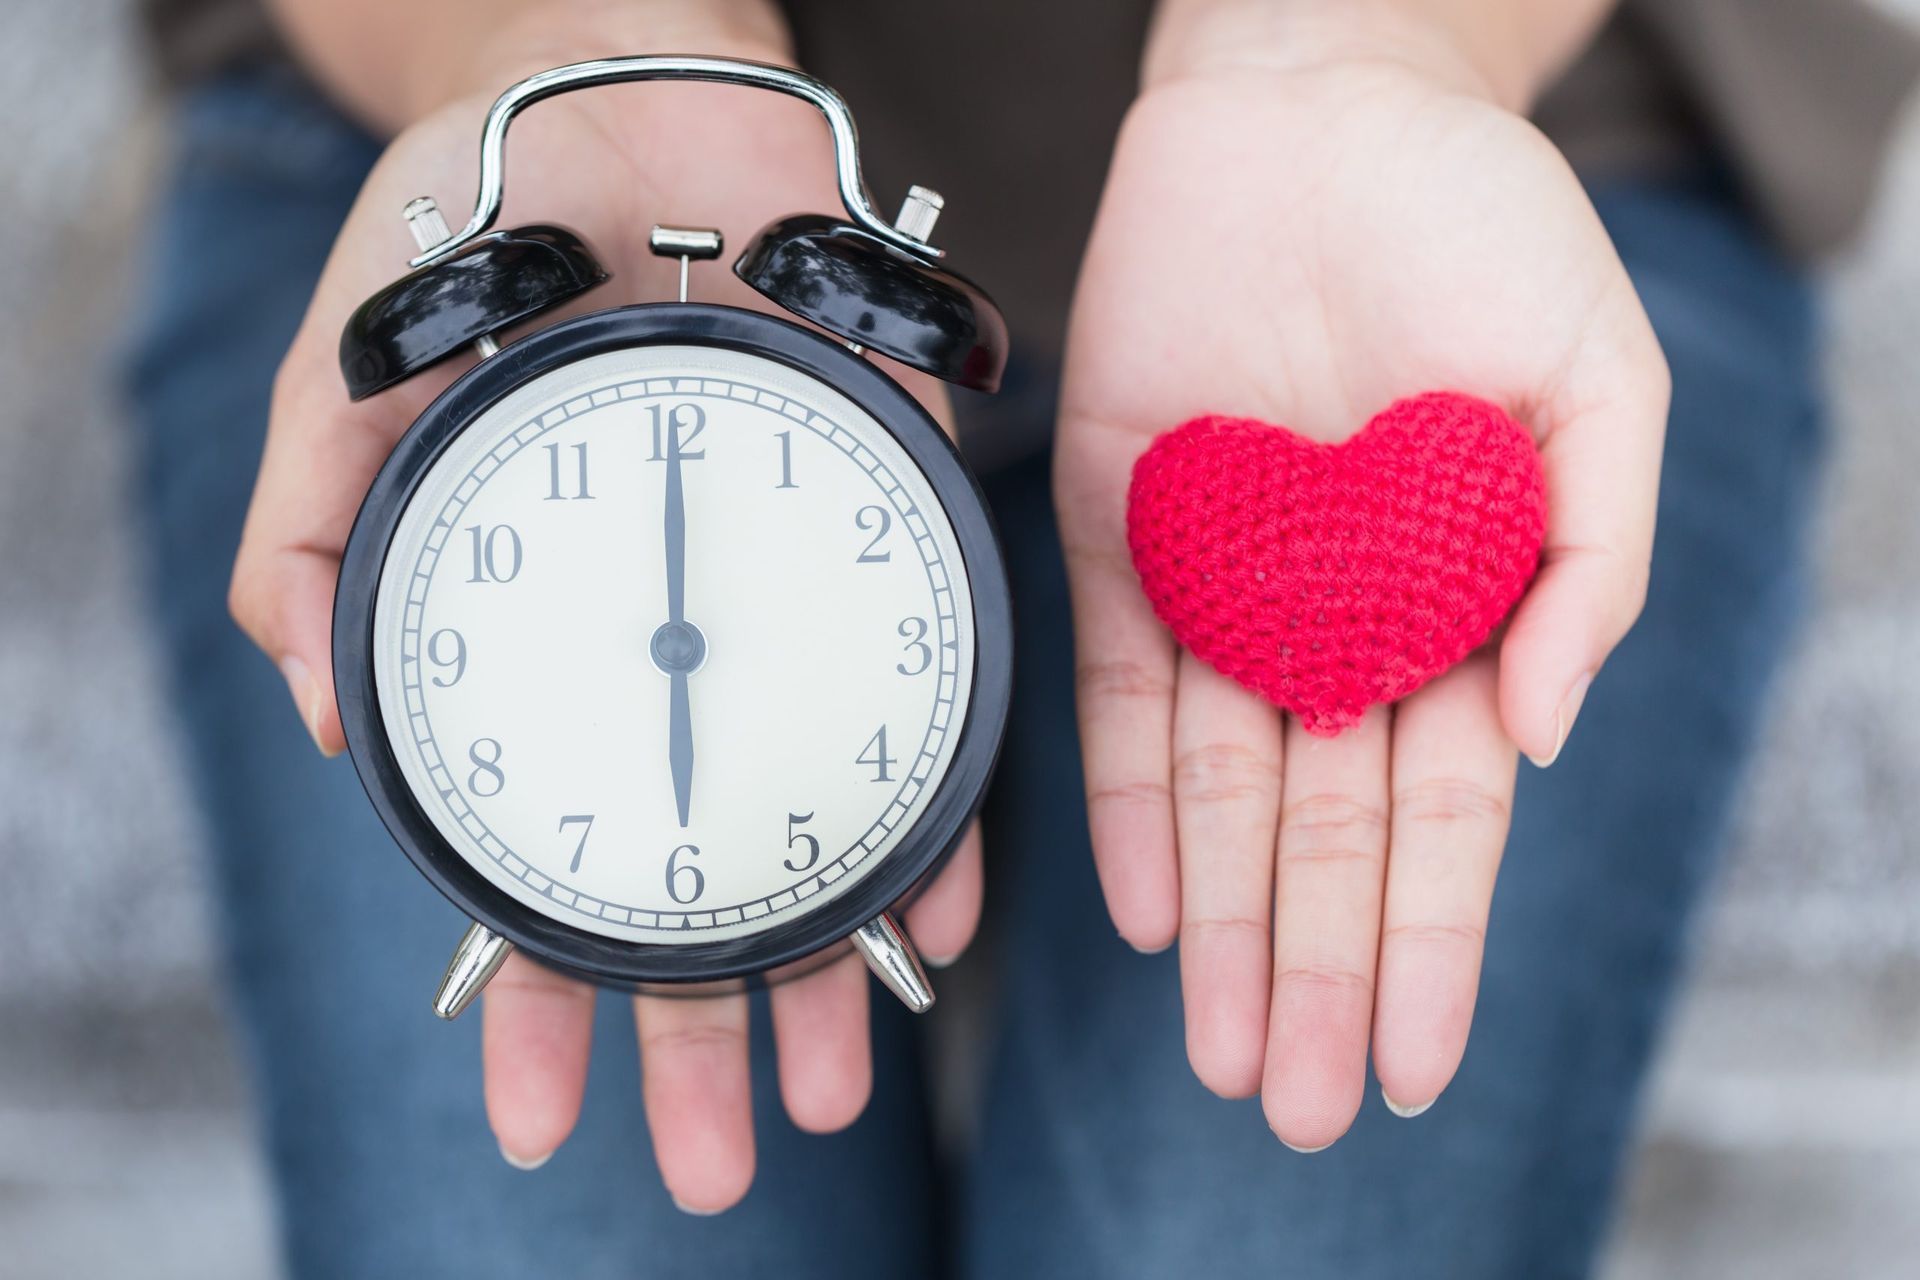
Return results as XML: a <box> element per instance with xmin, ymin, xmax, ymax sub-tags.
<box><xmin>125</xmin><ymin>0</ymin><xmax>1915</xmax><ymax>1274</ymax></box>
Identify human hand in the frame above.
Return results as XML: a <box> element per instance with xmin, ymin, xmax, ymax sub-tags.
<box><xmin>1055</xmin><ymin>2</ymin><xmax>1666</xmax><ymax>1148</ymax></box>
<box><xmin>227</xmin><ymin>1</ymin><xmax>982</xmax><ymax>1210</ymax></box>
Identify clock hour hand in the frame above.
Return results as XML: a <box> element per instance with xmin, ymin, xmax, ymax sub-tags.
<box><xmin>669</xmin><ymin>670</ymin><xmax>693</xmax><ymax>828</ymax></box>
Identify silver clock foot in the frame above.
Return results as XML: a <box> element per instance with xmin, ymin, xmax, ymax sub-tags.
<box><xmin>432</xmin><ymin>922</ymin><xmax>514</xmax><ymax>1020</ymax></box>
<box><xmin>850</xmin><ymin>912</ymin><xmax>935</xmax><ymax>1014</ymax></box>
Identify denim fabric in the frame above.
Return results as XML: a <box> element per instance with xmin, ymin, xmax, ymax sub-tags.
<box><xmin>124</xmin><ymin>69</ymin><xmax>1821</xmax><ymax>1280</ymax></box>
<box><xmin>968</xmin><ymin>174</ymin><xmax>1823</xmax><ymax>1278</ymax></box>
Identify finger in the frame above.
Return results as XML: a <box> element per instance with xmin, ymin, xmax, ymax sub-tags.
<box><xmin>1262</xmin><ymin>708</ymin><xmax>1391</xmax><ymax>1152</ymax></box>
<box><xmin>1056</xmin><ymin>427</ymin><xmax>1181</xmax><ymax>950</ymax></box>
<box><xmin>904</xmin><ymin>822</ymin><xmax>982</xmax><ymax>968</ymax></box>
<box><xmin>482</xmin><ymin>953</ymin><xmax>597</xmax><ymax>1169</ymax></box>
<box><xmin>1171</xmin><ymin>654</ymin><xmax>1283</xmax><ymax>1097</ymax></box>
<box><xmin>634</xmin><ymin>991</ymin><xmax>754</xmax><ymax>1213</ymax></box>
<box><xmin>1501</xmin><ymin>338</ymin><xmax>1669</xmax><ymax>764</ymax></box>
<box><xmin>768</xmin><ymin>953</ymin><xmax>872</xmax><ymax>1134</ymax></box>
<box><xmin>1373</xmin><ymin>652</ymin><xmax>1515</xmax><ymax>1117</ymax></box>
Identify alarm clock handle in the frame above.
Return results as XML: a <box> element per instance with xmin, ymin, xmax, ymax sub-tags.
<box><xmin>851</xmin><ymin>913</ymin><xmax>935</xmax><ymax>1014</ymax></box>
<box><xmin>413</xmin><ymin>55</ymin><xmax>939</xmax><ymax>272</ymax></box>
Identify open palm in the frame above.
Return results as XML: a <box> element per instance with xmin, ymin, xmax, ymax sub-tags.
<box><xmin>1056</xmin><ymin>62</ymin><xmax>1668</xmax><ymax>1148</ymax></box>
<box><xmin>228</xmin><ymin>61</ymin><xmax>981</xmax><ymax>1209</ymax></box>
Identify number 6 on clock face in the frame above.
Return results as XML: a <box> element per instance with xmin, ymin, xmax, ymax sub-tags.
<box><xmin>338</xmin><ymin>309</ymin><xmax>1012</xmax><ymax>986</ymax></box>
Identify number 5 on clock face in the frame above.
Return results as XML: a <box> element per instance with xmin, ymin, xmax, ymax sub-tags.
<box><xmin>369</xmin><ymin>344</ymin><xmax>976</xmax><ymax>948</ymax></box>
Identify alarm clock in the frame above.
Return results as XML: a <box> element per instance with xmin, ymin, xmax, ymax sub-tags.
<box><xmin>330</xmin><ymin>57</ymin><xmax>1012</xmax><ymax>1022</ymax></box>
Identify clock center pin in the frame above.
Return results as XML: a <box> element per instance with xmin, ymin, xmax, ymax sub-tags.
<box><xmin>649</xmin><ymin>620</ymin><xmax>708</xmax><ymax>675</ymax></box>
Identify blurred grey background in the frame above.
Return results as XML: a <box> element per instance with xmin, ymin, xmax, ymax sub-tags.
<box><xmin>0</xmin><ymin>2</ymin><xmax>1916</xmax><ymax>1277</ymax></box>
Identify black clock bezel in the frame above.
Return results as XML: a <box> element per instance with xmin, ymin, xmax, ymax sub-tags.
<box><xmin>333</xmin><ymin>303</ymin><xmax>1013</xmax><ymax>989</ymax></box>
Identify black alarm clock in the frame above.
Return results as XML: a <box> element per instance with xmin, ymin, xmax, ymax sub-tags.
<box><xmin>330</xmin><ymin>56</ymin><xmax>1012</xmax><ymax>1021</ymax></box>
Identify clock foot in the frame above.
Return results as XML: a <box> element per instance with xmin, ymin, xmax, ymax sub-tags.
<box><xmin>850</xmin><ymin>912</ymin><xmax>935</xmax><ymax>1014</ymax></box>
<box><xmin>432</xmin><ymin>922</ymin><xmax>514</xmax><ymax>1020</ymax></box>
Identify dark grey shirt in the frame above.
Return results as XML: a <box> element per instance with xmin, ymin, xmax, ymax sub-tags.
<box><xmin>784</xmin><ymin>0</ymin><xmax>1918</xmax><ymax>351</ymax></box>
<box><xmin>146</xmin><ymin>0</ymin><xmax>1920</xmax><ymax>353</ymax></box>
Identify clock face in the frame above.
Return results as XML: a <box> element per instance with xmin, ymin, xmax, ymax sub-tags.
<box><xmin>369</xmin><ymin>343</ymin><xmax>975</xmax><ymax>946</ymax></box>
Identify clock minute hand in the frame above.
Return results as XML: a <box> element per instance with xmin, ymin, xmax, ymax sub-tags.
<box><xmin>663</xmin><ymin>416</ymin><xmax>693</xmax><ymax>828</ymax></box>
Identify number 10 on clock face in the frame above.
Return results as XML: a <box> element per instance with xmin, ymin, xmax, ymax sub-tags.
<box><xmin>370</xmin><ymin>345</ymin><xmax>977</xmax><ymax>949</ymax></box>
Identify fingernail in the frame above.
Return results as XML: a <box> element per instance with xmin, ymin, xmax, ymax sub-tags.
<box><xmin>1126</xmin><ymin>934</ymin><xmax>1173</xmax><ymax>956</ymax></box>
<box><xmin>1527</xmin><ymin>670</ymin><xmax>1593</xmax><ymax>768</ymax></box>
<box><xmin>672</xmin><ymin>1197</ymin><xmax>723</xmax><ymax>1217</ymax></box>
<box><xmin>923</xmin><ymin>950</ymin><xmax>960</xmax><ymax>970</ymax></box>
<box><xmin>1281</xmin><ymin>1139</ymin><xmax>1333</xmax><ymax>1155</ymax></box>
<box><xmin>498</xmin><ymin>1143</ymin><xmax>552</xmax><ymax>1171</ymax></box>
<box><xmin>279</xmin><ymin>655</ymin><xmax>340</xmax><ymax>758</ymax></box>
<box><xmin>1383</xmin><ymin>1088</ymin><xmax>1435</xmax><ymax>1119</ymax></box>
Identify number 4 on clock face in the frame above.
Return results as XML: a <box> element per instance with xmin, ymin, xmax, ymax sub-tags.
<box><xmin>858</xmin><ymin>726</ymin><xmax>897</xmax><ymax>782</ymax></box>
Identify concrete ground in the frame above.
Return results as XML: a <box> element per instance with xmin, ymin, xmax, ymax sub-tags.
<box><xmin>1</xmin><ymin>3</ymin><xmax>1916</xmax><ymax>1277</ymax></box>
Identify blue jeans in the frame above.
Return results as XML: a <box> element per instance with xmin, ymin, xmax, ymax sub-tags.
<box><xmin>124</xmin><ymin>68</ymin><xmax>1823</xmax><ymax>1279</ymax></box>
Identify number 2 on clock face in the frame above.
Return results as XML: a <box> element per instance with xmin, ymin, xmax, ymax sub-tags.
<box><xmin>371</xmin><ymin>346</ymin><xmax>976</xmax><ymax>946</ymax></box>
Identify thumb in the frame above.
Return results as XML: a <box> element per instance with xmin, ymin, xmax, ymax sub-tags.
<box><xmin>228</xmin><ymin>311</ymin><xmax>447</xmax><ymax>759</ymax></box>
<box><xmin>1499</xmin><ymin>329</ymin><xmax>1670</xmax><ymax>765</ymax></box>
<box><xmin>229</xmin><ymin>541</ymin><xmax>348</xmax><ymax>757</ymax></box>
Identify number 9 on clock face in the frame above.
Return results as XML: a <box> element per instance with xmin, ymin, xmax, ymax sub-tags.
<box><xmin>339</xmin><ymin>312</ymin><xmax>1011</xmax><ymax>985</ymax></box>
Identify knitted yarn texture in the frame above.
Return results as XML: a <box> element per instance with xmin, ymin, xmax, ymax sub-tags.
<box><xmin>1127</xmin><ymin>392</ymin><xmax>1547</xmax><ymax>735</ymax></box>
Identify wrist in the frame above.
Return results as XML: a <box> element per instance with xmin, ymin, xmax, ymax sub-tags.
<box><xmin>1144</xmin><ymin>0</ymin><xmax>1600</xmax><ymax>112</ymax></box>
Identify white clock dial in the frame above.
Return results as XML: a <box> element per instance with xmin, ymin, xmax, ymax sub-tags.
<box><xmin>370</xmin><ymin>344</ymin><xmax>975</xmax><ymax>944</ymax></box>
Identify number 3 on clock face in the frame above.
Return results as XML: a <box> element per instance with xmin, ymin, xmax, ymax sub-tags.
<box><xmin>341</xmin><ymin>310</ymin><xmax>1009</xmax><ymax>985</ymax></box>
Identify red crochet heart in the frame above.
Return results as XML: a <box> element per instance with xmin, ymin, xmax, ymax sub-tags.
<box><xmin>1127</xmin><ymin>392</ymin><xmax>1547</xmax><ymax>736</ymax></box>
